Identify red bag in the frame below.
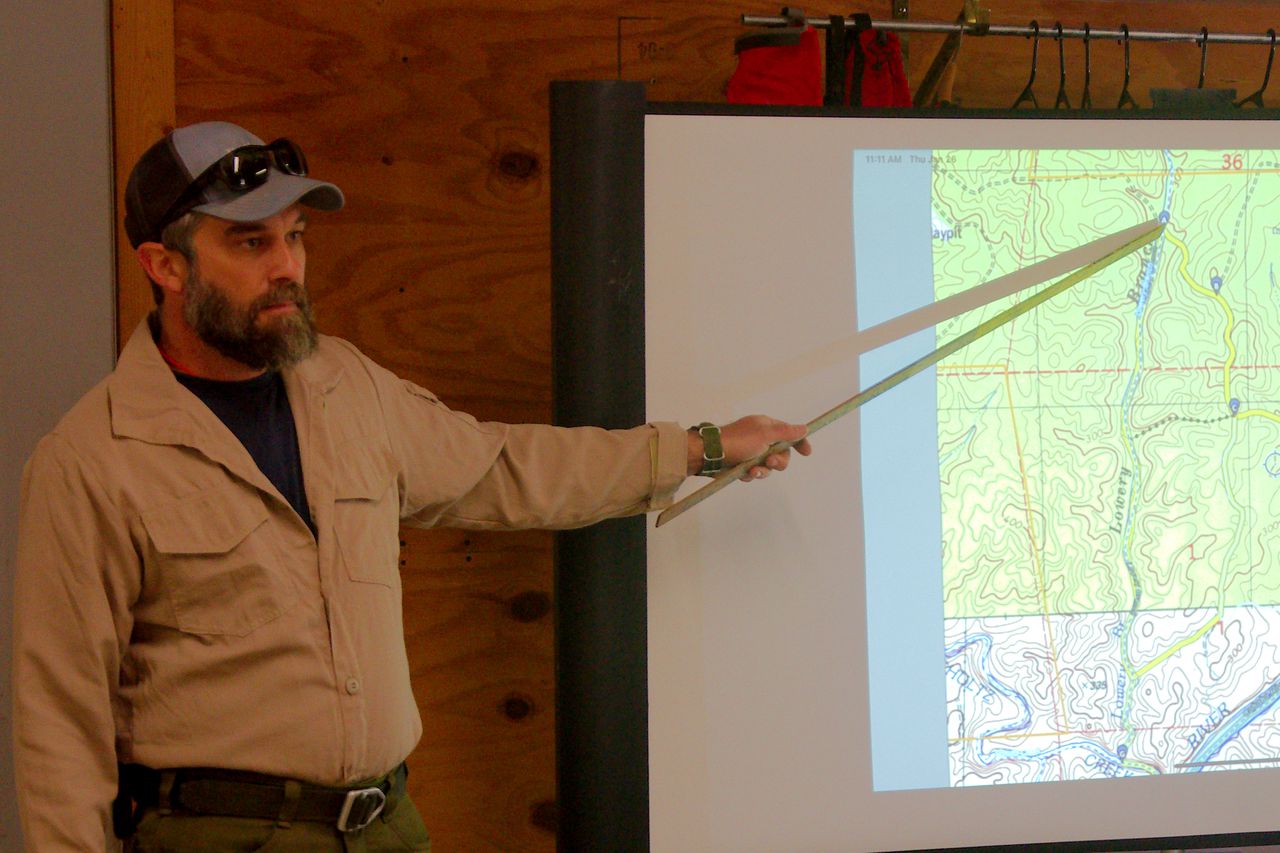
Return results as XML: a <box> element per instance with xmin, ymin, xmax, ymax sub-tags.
<box><xmin>847</xmin><ymin>28</ymin><xmax>912</xmax><ymax>107</ymax></box>
<box><xmin>727</xmin><ymin>15</ymin><xmax>823</xmax><ymax>106</ymax></box>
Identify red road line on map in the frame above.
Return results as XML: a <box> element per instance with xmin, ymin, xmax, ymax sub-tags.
<box><xmin>1027</xmin><ymin>167</ymin><xmax>1280</xmax><ymax>181</ymax></box>
<box><xmin>940</xmin><ymin>364</ymin><xmax>1280</xmax><ymax>378</ymax></box>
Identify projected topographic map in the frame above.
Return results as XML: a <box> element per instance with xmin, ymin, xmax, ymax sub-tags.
<box><xmin>936</xmin><ymin>150</ymin><xmax>1280</xmax><ymax>785</ymax></box>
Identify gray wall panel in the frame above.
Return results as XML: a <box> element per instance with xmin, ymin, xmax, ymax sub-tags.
<box><xmin>0</xmin><ymin>1</ymin><xmax>116</xmax><ymax>849</ymax></box>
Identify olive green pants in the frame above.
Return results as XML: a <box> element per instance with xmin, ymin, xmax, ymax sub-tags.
<box><xmin>125</xmin><ymin>794</ymin><xmax>431</xmax><ymax>852</ymax></box>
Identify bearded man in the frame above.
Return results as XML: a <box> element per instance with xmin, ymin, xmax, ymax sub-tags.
<box><xmin>11</xmin><ymin>121</ymin><xmax>809</xmax><ymax>852</ymax></box>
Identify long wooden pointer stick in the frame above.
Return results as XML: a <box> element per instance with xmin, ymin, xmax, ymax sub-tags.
<box><xmin>655</xmin><ymin>219</ymin><xmax>1165</xmax><ymax>528</ymax></box>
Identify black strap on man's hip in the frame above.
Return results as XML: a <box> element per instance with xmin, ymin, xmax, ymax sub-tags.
<box><xmin>116</xmin><ymin>762</ymin><xmax>407</xmax><ymax>836</ymax></box>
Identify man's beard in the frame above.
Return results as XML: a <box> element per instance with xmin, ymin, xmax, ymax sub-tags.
<box><xmin>183</xmin><ymin>267</ymin><xmax>318</xmax><ymax>371</ymax></box>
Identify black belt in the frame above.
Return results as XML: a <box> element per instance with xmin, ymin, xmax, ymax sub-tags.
<box><xmin>119</xmin><ymin>762</ymin><xmax>406</xmax><ymax>834</ymax></box>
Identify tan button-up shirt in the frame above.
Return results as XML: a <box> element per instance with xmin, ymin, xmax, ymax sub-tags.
<box><xmin>13</xmin><ymin>320</ymin><xmax>687</xmax><ymax>851</ymax></box>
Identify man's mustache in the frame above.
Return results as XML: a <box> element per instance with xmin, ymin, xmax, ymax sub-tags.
<box><xmin>250</xmin><ymin>282</ymin><xmax>309</xmax><ymax>315</ymax></box>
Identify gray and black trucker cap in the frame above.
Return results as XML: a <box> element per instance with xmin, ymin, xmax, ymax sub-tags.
<box><xmin>124</xmin><ymin>121</ymin><xmax>344</xmax><ymax>248</ymax></box>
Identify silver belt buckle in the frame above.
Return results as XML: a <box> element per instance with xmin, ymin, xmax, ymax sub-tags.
<box><xmin>336</xmin><ymin>786</ymin><xmax>386</xmax><ymax>833</ymax></box>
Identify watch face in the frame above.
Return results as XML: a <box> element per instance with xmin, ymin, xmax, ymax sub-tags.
<box><xmin>697</xmin><ymin>424</ymin><xmax>724</xmax><ymax>474</ymax></box>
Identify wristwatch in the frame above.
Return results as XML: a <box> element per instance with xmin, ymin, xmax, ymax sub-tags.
<box><xmin>693</xmin><ymin>422</ymin><xmax>725</xmax><ymax>476</ymax></box>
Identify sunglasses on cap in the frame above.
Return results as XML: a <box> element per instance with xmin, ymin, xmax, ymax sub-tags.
<box><xmin>159</xmin><ymin>138</ymin><xmax>309</xmax><ymax>228</ymax></box>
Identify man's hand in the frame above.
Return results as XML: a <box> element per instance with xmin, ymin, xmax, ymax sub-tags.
<box><xmin>687</xmin><ymin>415</ymin><xmax>811</xmax><ymax>480</ymax></box>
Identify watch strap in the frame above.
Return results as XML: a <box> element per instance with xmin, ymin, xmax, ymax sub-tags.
<box><xmin>695</xmin><ymin>422</ymin><xmax>725</xmax><ymax>476</ymax></box>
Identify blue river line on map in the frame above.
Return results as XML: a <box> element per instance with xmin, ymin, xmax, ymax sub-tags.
<box><xmin>947</xmin><ymin>633</ymin><xmax>1138</xmax><ymax>779</ymax></box>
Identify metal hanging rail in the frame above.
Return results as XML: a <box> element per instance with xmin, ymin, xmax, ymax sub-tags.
<box><xmin>740</xmin><ymin>14</ymin><xmax>1279</xmax><ymax>46</ymax></box>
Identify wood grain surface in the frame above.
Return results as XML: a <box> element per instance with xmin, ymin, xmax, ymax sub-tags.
<box><xmin>111</xmin><ymin>0</ymin><xmax>175</xmax><ymax>350</ymax></box>
<box><xmin>110</xmin><ymin>2</ymin><xmax>1280</xmax><ymax>850</ymax></box>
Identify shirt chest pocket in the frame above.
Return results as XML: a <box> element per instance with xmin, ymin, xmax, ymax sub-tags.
<box><xmin>333</xmin><ymin>442</ymin><xmax>402</xmax><ymax>587</ymax></box>
<box><xmin>141</xmin><ymin>487</ymin><xmax>298</xmax><ymax>637</ymax></box>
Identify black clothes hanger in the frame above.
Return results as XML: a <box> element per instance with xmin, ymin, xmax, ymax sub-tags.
<box><xmin>825</xmin><ymin>13</ymin><xmax>848</xmax><ymax>105</ymax></box>
<box><xmin>839</xmin><ymin>13</ymin><xmax>876</xmax><ymax>107</ymax></box>
<box><xmin>1054</xmin><ymin>22</ymin><xmax>1071</xmax><ymax>108</ymax></box>
<box><xmin>1197</xmin><ymin>27</ymin><xmax>1209</xmax><ymax>88</ymax></box>
<box><xmin>1080</xmin><ymin>23</ymin><xmax>1093</xmax><ymax>109</ymax></box>
<box><xmin>1011</xmin><ymin>20</ymin><xmax>1041</xmax><ymax>108</ymax></box>
<box><xmin>1236</xmin><ymin>28</ymin><xmax>1276</xmax><ymax>107</ymax></box>
<box><xmin>1117</xmin><ymin>24</ymin><xmax>1138</xmax><ymax>109</ymax></box>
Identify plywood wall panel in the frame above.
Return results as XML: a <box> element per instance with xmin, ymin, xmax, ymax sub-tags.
<box><xmin>154</xmin><ymin>2</ymin><xmax>1280</xmax><ymax>851</ymax></box>
<box><xmin>399</xmin><ymin>526</ymin><xmax>556</xmax><ymax>851</ymax></box>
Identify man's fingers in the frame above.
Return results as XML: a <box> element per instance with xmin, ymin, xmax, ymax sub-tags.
<box><xmin>740</xmin><ymin>450</ymin><xmax>791</xmax><ymax>483</ymax></box>
<box><xmin>778</xmin><ymin>424</ymin><xmax>809</xmax><ymax>456</ymax></box>
<box><xmin>764</xmin><ymin>420</ymin><xmax>807</xmax><ymax>444</ymax></box>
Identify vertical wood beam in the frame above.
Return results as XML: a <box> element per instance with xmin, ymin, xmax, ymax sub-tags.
<box><xmin>110</xmin><ymin>0</ymin><xmax>175</xmax><ymax>353</ymax></box>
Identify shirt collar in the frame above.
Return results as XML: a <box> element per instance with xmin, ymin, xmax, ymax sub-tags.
<box><xmin>108</xmin><ymin>314</ymin><xmax>343</xmax><ymax>447</ymax></box>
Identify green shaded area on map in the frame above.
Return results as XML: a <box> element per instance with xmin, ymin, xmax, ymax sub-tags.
<box><xmin>934</xmin><ymin>150</ymin><xmax>1280</xmax><ymax>620</ymax></box>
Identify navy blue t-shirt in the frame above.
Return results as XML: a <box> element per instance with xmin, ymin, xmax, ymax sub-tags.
<box><xmin>174</xmin><ymin>369</ymin><xmax>316</xmax><ymax>537</ymax></box>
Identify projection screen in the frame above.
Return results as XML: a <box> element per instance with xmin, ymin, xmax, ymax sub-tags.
<box><xmin>643</xmin><ymin>109</ymin><xmax>1280</xmax><ymax>852</ymax></box>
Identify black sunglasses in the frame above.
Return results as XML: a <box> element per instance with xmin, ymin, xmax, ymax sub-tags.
<box><xmin>160</xmin><ymin>138</ymin><xmax>309</xmax><ymax>227</ymax></box>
